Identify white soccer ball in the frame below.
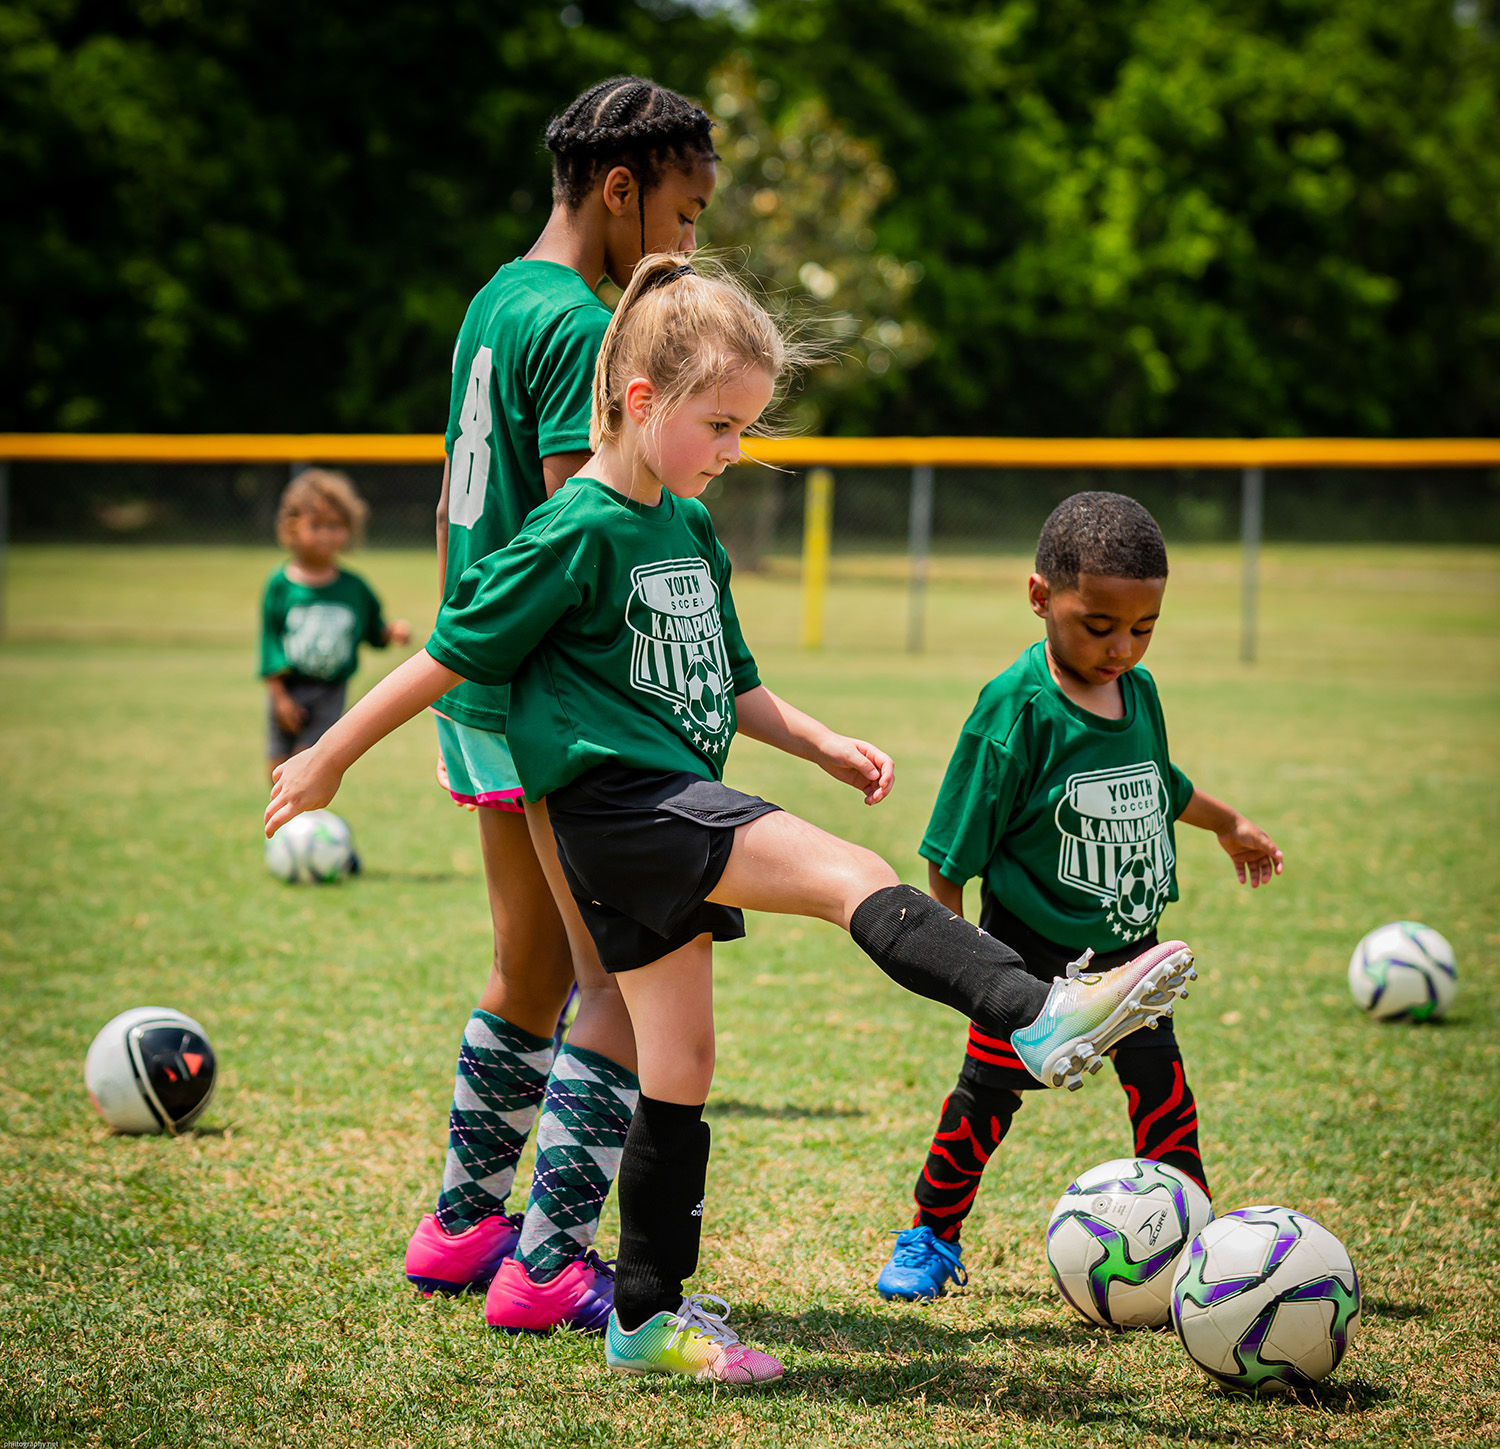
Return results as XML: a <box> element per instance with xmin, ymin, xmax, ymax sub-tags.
<box><xmin>1348</xmin><ymin>921</ymin><xmax>1457</xmax><ymax>1022</ymax></box>
<box><xmin>85</xmin><ymin>1006</ymin><xmax>217</xmax><ymax>1135</ymax></box>
<box><xmin>265</xmin><ymin>810</ymin><xmax>355</xmax><ymax>883</ymax></box>
<box><xmin>683</xmin><ymin>654</ymin><xmax>726</xmax><ymax>734</ymax></box>
<box><xmin>1046</xmin><ymin>1157</ymin><xmax>1214</xmax><ymax>1328</ymax></box>
<box><xmin>1171</xmin><ymin>1205</ymin><xmax>1361</xmax><ymax>1393</ymax></box>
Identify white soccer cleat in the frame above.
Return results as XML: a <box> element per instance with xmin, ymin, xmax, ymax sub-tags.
<box><xmin>1010</xmin><ymin>940</ymin><xmax>1197</xmax><ymax>1090</ymax></box>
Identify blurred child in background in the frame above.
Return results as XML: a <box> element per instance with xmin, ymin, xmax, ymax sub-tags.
<box><xmin>260</xmin><ymin>468</ymin><xmax>410</xmax><ymax>780</ymax></box>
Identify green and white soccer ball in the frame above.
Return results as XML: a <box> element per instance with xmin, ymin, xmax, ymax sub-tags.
<box><xmin>265</xmin><ymin>810</ymin><xmax>355</xmax><ymax>884</ymax></box>
<box><xmin>1348</xmin><ymin>921</ymin><xmax>1457</xmax><ymax>1022</ymax></box>
<box><xmin>1171</xmin><ymin>1205</ymin><xmax>1360</xmax><ymax>1393</ymax></box>
<box><xmin>1045</xmin><ymin>1157</ymin><xmax>1213</xmax><ymax>1328</ymax></box>
<box><xmin>683</xmin><ymin>654</ymin><xmax>726</xmax><ymax>734</ymax></box>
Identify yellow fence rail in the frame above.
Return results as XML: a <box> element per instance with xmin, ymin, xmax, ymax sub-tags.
<box><xmin>2</xmin><ymin>433</ymin><xmax>1499</xmax><ymax>468</ymax></box>
<box><xmin>1</xmin><ymin>434</ymin><xmax>1496</xmax><ymax>656</ymax></box>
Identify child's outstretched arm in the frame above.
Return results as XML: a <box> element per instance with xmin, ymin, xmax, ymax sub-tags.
<box><xmin>734</xmin><ymin>685</ymin><xmax>893</xmax><ymax>805</ymax></box>
<box><xmin>265</xmin><ymin>650</ymin><xmax>461</xmax><ymax>836</ymax></box>
<box><xmin>1178</xmin><ymin>787</ymin><xmax>1283</xmax><ymax>887</ymax></box>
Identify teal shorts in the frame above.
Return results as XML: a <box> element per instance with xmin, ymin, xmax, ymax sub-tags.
<box><xmin>432</xmin><ymin>713</ymin><xmax>524</xmax><ymax>813</ymax></box>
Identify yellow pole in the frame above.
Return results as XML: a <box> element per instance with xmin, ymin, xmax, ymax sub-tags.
<box><xmin>801</xmin><ymin>468</ymin><xmax>833</xmax><ymax>650</ymax></box>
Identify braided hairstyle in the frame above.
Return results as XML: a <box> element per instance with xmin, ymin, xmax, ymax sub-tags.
<box><xmin>545</xmin><ymin>77</ymin><xmax>717</xmax><ymax>253</ymax></box>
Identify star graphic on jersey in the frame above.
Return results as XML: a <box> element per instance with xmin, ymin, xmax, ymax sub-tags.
<box><xmin>673</xmin><ymin>703</ymin><xmax>685</xmax><ymax>715</ymax></box>
<box><xmin>1109</xmin><ymin>918</ymin><xmax>1130</xmax><ymax>938</ymax></box>
<box><xmin>693</xmin><ymin>731</ymin><xmax>705</xmax><ymax>746</ymax></box>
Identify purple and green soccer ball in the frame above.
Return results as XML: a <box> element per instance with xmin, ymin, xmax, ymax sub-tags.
<box><xmin>1045</xmin><ymin>1157</ymin><xmax>1213</xmax><ymax>1329</ymax></box>
<box><xmin>1170</xmin><ymin>1205</ymin><xmax>1361</xmax><ymax>1393</ymax></box>
<box><xmin>1348</xmin><ymin>921</ymin><xmax>1457</xmax><ymax>1022</ymax></box>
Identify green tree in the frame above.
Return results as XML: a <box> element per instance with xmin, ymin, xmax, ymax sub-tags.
<box><xmin>695</xmin><ymin>55</ymin><xmax>929</xmax><ymax>432</ymax></box>
<box><xmin>748</xmin><ymin>0</ymin><xmax>1500</xmax><ymax>435</ymax></box>
<box><xmin>0</xmin><ymin>0</ymin><xmax>729</xmax><ymax>432</ymax></box>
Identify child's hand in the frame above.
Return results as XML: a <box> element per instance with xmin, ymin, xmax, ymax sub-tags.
<box><xmin>816</xmin><ymin>735</ymin><xmax>894</xmax><ymax>806</ymax></box>
<box><xmin>388</xmin><ymin>620</ymin><xmax>412</xmax><ymax>646</ymax></box>
<box><xmin>435</xmin><ymin>753</ymin><xmax>478</xmax><ymax>812</ymax></box>
<box><xmin>265</xmin><ymin>748</ymin><xmax>345</xmax><ymax>837</ymax></box>
<box><xmin>1216</xmin><ymin>814</ymin><xmax>1284</xmax><ymax>887</ymax></box>
<box><xmin>272</xmin><ymin>693</ymin><xmax>307</xmax><ymax>734</ymax></box>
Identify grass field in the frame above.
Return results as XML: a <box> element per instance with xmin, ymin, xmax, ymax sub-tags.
<box><xmin>2</xmin><ymin>543</ymin><xmax>1498</xmax><ymax>1448</ymax></box>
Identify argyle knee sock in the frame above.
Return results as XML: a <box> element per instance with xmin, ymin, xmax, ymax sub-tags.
<box><xmin>433</xmin><ymin>1010</ymin><xmax>554</xmax><ymax>1233</ymax></box>
<box><xmin>513</xmin><ymin>1043</ymin><xmax>640</xmax><ymax>1281</ymax></box>
<box><xmin>612</xmin><ymin>1096</ymin><xmax>710</xmax><ymax>1332</ymax></box>
<box><xmin>1114</xmin><ymin>1048</ymin><xmax>1209</xmax><ymax>1197</ymax></box>
<box><xmin>849</xmin><ymin>885</ymin><xmax>1051</xmax><ymax>1035</ymax></box>
<box><xmin>913</xmin><ymin>1074</ymin><xmax>1023</xmax><ymax>1241</ymax></box>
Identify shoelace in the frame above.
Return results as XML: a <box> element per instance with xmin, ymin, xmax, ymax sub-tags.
<box><xmin>1065</xmin><ymin>947</ymin><xmax>1096</xmax><ymax>980</ymax></box>
<box><xmin>580</xmin><ymin>1249</ymin><xmax>616</xmax><ymax>1281</ymax></box>
<box><xmin>889</xmin><ymin>1231</ymin><xmax>968</xmax><ymax>1284</ymax></box>
<box><xmin>670</xmin><ymin>1293</ymin><xmax>740</xmax><ymax>1349</ymax></box>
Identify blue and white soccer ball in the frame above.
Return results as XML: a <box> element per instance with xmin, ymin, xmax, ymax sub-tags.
<box><xmin>1348</xmin><ymin>921</ymin><xmax>1457</xmax><ymax>1022</ymax></box>
<box><xmin>1045</xmin><ymin>1157</ymin><xmax>1213</xmax><ymax>1328</ymax></box>
<box><xmin>265</xmin><ymin>810</ymin><xmax>355</xmax><ymax>884</ymax></box>
<box><xmin>1171</xmin><ymin>1205</ymin><xmax>1360</xmax><ymax>1393</ymax></box>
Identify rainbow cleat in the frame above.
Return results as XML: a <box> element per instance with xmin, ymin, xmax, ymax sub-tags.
<box><xmin>1011</xmin><ymin>940</ymin><xmax>1196</xmax><ymax>1090</ymax></box>
<box><xmin>404</xmin><ymin>1212</ymin><xmax>522</xmax><ymax>1296</ymax></box>
<box><xmin>605</xmin><ymin>1294</ymin><xmax>784</xmax><ymax>1385</ymax></box>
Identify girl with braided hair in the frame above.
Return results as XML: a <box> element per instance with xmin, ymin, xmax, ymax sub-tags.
<box><xmin>403</xmin><ymin>77</ymin><xmax>719</xmax><ymax>1337</ymax></box>
<box><xmin>270</xmin><ymin>255</ymin><xmax>1200</xmax><ymax>1384</ymax></box>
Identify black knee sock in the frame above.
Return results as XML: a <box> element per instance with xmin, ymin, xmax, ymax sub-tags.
<box><xmin>913</xmin><ymin>1074</ymin><xmax>1023</xmax><ymax>1241</ymax></box>
<box><xmin>613</xmin><ymin>1095</ymin><xmax>711</xmax><ymax>1332</ymax></box>
<box><xmin>1114</xmin><ymin>1048</ymin><xmax>1210</xmax><ymax>1197</ymax></box>
<box><xmin>850</xmin><ymin>885</ymin><xmax>1052</xmax><ymax>1036</ymax></box>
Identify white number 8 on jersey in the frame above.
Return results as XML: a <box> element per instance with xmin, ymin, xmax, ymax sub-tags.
<box><xmin>449</xmin><ymin>346</ymin><xmax>493</xmax><ymax>528</ymax></box>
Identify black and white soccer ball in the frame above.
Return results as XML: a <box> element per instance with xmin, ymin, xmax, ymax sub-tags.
<box><xmin>1170</xmin><ymin>1205</ymin><xmax>1361</xmax><ymax>1393</ymax></box>
<box><xmin>1115</xmin><ymin>853</ymin><xmax>1165</xmax><ymax>928</ymax></box>
<box><xmin>1348</xmin><ymin>921</ymin><xmax>1457</xmax><ymax>1022</ymax></box>
<box><xmin>84</xmin><ymin>1007</ymin><xmax>216</xmax><ymax>1134</ymax></box>
<box><xmin>683</xmin><ymin>655</ymin><xmax>726</xmax><ymax>734</ymax></box>
<box><xmin>265</xmin><ymin>809</ymin><xmax>355</xmax><ymax>883</ymax></box>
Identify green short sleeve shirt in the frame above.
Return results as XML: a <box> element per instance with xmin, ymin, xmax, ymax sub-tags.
<box><xmin>438</xmin><ymin>259</ymin><xmax>612</xmax><ymax>732</ymax></box>
<box><xmin>425</xmin><ymin>478</ymin><xmax>760</xmax><ymax>801</ymax></box>
<box><xmin>259</xmin><ymin>567</ymin><xmax>387</xmax><ymax>684</ymax></box>
<box><xmin>920</xmin><ymin>642</ymin><xmax>1195</xmax><ymax>949</ymax></box>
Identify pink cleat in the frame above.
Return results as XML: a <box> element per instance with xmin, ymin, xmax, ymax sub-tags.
<box><xmin>404</xmin><ymin>1212</ymin><xmax>521</xmax><ymax>1296</ymax></box>
<box><xmin>484</xmin><ymin>1251</ymin><xmax>616</xmax><ymax>1334</ymax></box>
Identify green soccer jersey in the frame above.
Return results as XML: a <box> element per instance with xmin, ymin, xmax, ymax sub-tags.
<box><xmin>438</xmin><ymin>259</ymin><xmax>612</xmax><ymax>732</ymax></box>
<box><xmin>259</xmin><ymin>566</ymin><xmax>387</xmax><ymax>684</ymax></box>
<box><xmin>425</xmin><ymin>477</ymin><xmax>760</xmax><ymax>801</ymax></box>
<box><xmin>920</xmin><ymin>642</ymin><xmax>1195</xmax><ymax>949</ymax></box>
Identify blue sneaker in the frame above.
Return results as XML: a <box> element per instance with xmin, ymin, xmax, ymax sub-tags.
<box><xmin>875</xmin><ymin>1226</ymin><xmax>968</xmax><ymax>1301</ymax></box>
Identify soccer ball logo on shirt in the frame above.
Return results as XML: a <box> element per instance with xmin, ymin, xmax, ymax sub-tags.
<box><xmin>1054</xmin><ymin>763</ymin><xmax>1174</xmax><ymax>937</ymax></box>
<box><xmin>283</xmin><ymin>602</ymin><xmax>359</xmax><ymax>679</ymax></box>
<box><xmin>625</xmin><ymin>559</ymin><xmax>734</xmax><ymax>753</ymax></box>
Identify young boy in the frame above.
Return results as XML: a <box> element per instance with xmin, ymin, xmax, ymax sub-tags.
<box><xmin>875</xmin><ymin>491</ymin><xmax>1282</xmax><ymax>1301</ymax></box>
<box><xmin>260</xmin><ymin>468</ymin><xmax>410</xmax><ymax>779</ymax></box>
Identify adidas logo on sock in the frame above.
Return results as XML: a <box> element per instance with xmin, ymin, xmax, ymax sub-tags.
<box><xmin>690</xmin><ymin>1199</ymin><xmax>704</xmax><ymax>1218</ymax></box>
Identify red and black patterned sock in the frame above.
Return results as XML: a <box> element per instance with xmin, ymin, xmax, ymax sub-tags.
<box><xmin>1113</xmin><ymin>1048</ymin><xmax>1210</xmax><ymax>1197</ymax></box>
<box><xmin>912</xmin><ymin>1065</ymin><xmax>1023</xmax><ymax>1242</ymax></box>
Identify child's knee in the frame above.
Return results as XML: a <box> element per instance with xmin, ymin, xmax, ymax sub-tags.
<box><xmin>842</xmin><ymin>844</ymin><xmax>898</xmax><ymax>899</ymax></box>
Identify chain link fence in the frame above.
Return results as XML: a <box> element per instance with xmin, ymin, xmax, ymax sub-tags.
<box><xmin>5</xmin><ymin>456</ymin><xmax>1498</xmax><ymax>652</ymax></box>
<box><xmin>9</xmin><ymin>459</ymin><xmax>1498</xmax><ymax>552</ymax></box>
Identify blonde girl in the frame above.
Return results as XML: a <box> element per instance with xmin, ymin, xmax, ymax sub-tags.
<box><xmin>267</xmin><ymin>255</ymin><xmax>1198</xmax><ymax>1384</ymax></box>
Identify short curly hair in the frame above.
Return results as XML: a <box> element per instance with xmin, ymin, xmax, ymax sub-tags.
<box><xmin>276</xmin><ymin>469</ymin><xmax>368</xmax><ymax>549</ymax></box>
<box><xmin>1035</xmin><ymin>492</ymin><xmax>1168</xmax><ymax>592</ymax></box>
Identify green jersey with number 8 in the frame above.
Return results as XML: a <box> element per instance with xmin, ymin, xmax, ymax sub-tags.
<box><xmin>439</xmin><ymin>258</ymin><xmax>612</xmax><ymax>732</ymax></box>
